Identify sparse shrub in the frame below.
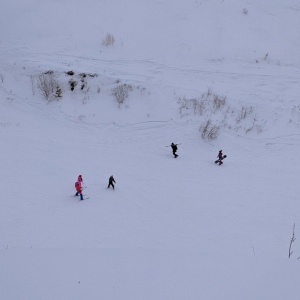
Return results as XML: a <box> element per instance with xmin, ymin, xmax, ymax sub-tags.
<box><xmin>88</xmin><ymin>73</ymin><xmax>98</xmax><ymax>78</ymax></box>
<box><xmin>199</xmin><ymin>119</ymin><xmax>220</xmax><ymax>140</ymax></box>
<box><xmin>55</xmin><ymin>86</ymin><xmax>62</xmax><ymax>98</ymax></box>
<box><xmin>66</xmin><ymin>71</ymin><xmax>74</xmax><ymax>76</ymax></box>
<box><xmin>213</xmin><ymin>94</ymin><xmax>226</xmax><ymax>111</ymax></box>
<box><xmin>112</xmin><ymin>84</ymin><xmax>133</xmax><ymax>107</ymax></box>
<box><xmin>80</xmin><ymin>78</ymin><xmax>85</xmax><ymax>90</ymax></box>
<box><xmin>69</xmin><ymin>79</ymin><xmax>77</xmax><ymax>91</ymax></box>
<box><xmin>289</xmin><ymin>223</ymin><xmax>296</xmax><ymax>258</ymax></box>
<box><xmin>242</xmin><ymin>8</ymin><xmax>248</xmax><ymax>15</ymax></box>
<box><xmin>178</xmin><ymin>90</ymin><xmax>226</xmax><ymax>117</ymax></box>
<box><xmin>256</xmin><ymin>121</ymin><xmax>266</xmax><ymax>133</ymax></box>
<box><xmin>178</xmin><ymin>96</ymin><xmax>206</xmax><ymax>116</ymax></box>
<box><xmin>245</xmin><ymin>121</ymin><xmax>255</xmax><ymax>133</ymax></box>
<box><xmin>236</xmin><ymin>106</ymin><xmax>253</xmax><ymax>123</ymax></box>
<box><xmin>36</xmin><ymin>72</ymin><xmax>59</xmax><ymax>102</ymax></box>
<box><xmin>82</xmin><ymin>86</ymin><xmax>90</xmax><ymax>95</ymax></box>
<box><xmin>102</xmin><ymin>33</ymin><xmax>115</xmax><ymax>46</ymax></box>
<box><xmin>178</xmin><ymin>88</ymin><xmax>266</xmax><ymax>140</ymax></box>
<box><xmin>206</xmin><ymin>87</ymin><xmax>213</xmax><ymax>99</ymax></box>
<box><xmin>264</xmin><ymin>52</ymin><xmax>269</xmax><ymax>60</ymax></box>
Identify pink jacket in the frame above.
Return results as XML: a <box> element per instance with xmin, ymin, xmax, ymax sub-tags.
<box><xmin>75</xmin><ymin>181</ymin><xmax>81</xmax><ymax>193</ymax></box>
<box><xmin>77</xmin><ymin>175</ymin><xmax>83</xmax><ymax>187</ymax></box>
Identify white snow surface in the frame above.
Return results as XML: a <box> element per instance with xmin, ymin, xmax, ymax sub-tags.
<box><xmin>0</xmin><ymin>0</ymin><xmax>300</xmax><ymax>299</ymax></box>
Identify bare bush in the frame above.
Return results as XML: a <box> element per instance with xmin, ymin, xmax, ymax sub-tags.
<box><xmin>69</xmin><ymin>79</ymin><xmax>77</xmax><ymax>91</ymax></box>
<box><xmin>207</xmin><ymin>125</ymin><xmax>220</xmax><ymax>140</ymax></box>
<box><xmin>66</xmin><ymin>71</ymin><xmax>74</xmax><ymax>76</ymax></box>
<box><xmin>36</xmin><ymin>72</ymin><xmax>60</xmax><ymax>102</ymax></box>
<box><xmin>102</xmin><ymin>33</ymin><xmax>115</xmax><ymax>46</ymax></box>
<box><xmin>112</xmin><ymin>84</ymin><xmax>133</xmax><ymax>107</ymax></box>
<box><xmin>256</xmin><ymin>121</ymin><xmax>266</xmax><ymax>133</ymax></box>
<box><xmin>193</xmin><ymin>98</ymin><xmax>206</xmax><ymax>115</ymax></box>
<box><xmin>245</xmin><ymin>121</ymin><xmax>255</xmax><ymax>133</ymax></box>
<box><xmin>178</xmin><ymin>96</ymin><xmax>207</xmax><ymax>116</ymax></box>
<box><xmin>242</xmin><ymin>8</ymin><xmax>248</xmax><ymax>15</ymax></box>
<box><xmin>213</xmin><ymin>94</ymin><xmax>226</xmax><ymax>111</ymax></box>
<box><xmin>55</xmin><ymin>86</ymin><xmax>62</xmax><ymax>98</ymax></box>
<box><xmin>178</xmin><ymin>97</ymin><xmax>189</xmax><ymax>116</ymax></box>
<box><xmin>178</xmin><ymin>90</ymin><xmax>266</xmax><ymax>140</ymax></box>
<box><xmin>179</xmin><ymin>90</ymin><xmax>227</xmax><ymax>117</ymax></box>
<box><xmin>206</xmin><ymin>87</ymin><xmax>213</xmax><ymax>100</ymax></box>
<box><xmin>264</xmin><ymin>52</ymin><xmax>269</xmax><ymax>60</ymax></box>
<box><xmin>289</xmin><ymin>223</ymin><xmax>296</xmax><ymax>258</ymax></box>
<box><xmin>236</xmin><ymin>106</ymin><xmax>253</xmax><ymax>123</ymax></box>
<box><xmin>199</xmin><ymin>119</ymin><xmax>220</xmax><ymax>140</ymax></box>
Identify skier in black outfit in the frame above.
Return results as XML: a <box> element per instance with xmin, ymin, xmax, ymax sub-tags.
<box><xmin>171</xmin><ymin>143</ymin><xmax>178</xmax><ymax>158</ymax></box>
<box><xmin>107</xmin><ymin>175</ymin><xmax>116</xmax><ymax>189</ymax></box>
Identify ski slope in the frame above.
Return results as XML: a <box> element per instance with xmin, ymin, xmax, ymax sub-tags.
<box><xmin>0</xmin><ymin>0</ymin><xmax>300</xmax><ymax>299</ymax></box>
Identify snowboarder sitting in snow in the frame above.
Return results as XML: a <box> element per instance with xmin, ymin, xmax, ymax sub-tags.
<box><xmin>75</xmin><ymin>181</ymin><xmax>83</xmax><ymax>200</ymax></box>
<box><xmin>171</xmin><ymin>143</ymin><xmax>178</xmax><ymax>158</ymax></box>
<box><xmin>107</xmin><ymin>175</ymin><xmax>116</xmax><ymax>190</ymax></box>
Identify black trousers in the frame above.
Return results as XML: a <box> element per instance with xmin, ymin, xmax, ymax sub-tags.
<box><xmin>108</xmin><ymin>182</ymin><xmax>115</xmax><ymax>189</ymax></box>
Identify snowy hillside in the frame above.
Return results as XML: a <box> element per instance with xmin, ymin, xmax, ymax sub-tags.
<box><xmin>0</xmin><ymin>0</ymin><xmax>300</xmax><ymax>299</ymax></box>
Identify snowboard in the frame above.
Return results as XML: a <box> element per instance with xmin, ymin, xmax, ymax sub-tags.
<box><xmin>215</xmin><ymin>155</ymin><xmax>227</xmax><ymax>164</ymax></box>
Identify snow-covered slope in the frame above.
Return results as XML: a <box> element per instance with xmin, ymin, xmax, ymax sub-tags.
<box><xmin>0</xmin><ymin>1</ymin><xmax>300</xmax><ymax>299</ymax></box>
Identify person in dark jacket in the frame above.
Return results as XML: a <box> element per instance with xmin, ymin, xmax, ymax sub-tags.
<box><xmin>218</xmin><ymin>150</ymin><xmax>223</xmax><ymax>160</ymax></box>
<box><xmin>216</xmin><ymin>150</ymin><xmax>225</xmax><ymax>165</ymax></box>
<box><xmin>171</xmin><ymin>143</ymin><xmax>178</xmax><ymax>158</ymax></box>
<box><xmin>107</xmin><ymin>175</ymin><xmax>116</xmax><ymax>190</ymax></box>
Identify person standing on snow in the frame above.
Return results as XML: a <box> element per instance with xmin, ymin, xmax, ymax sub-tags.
<box><xmin>171</xmin><ymin>143</ymin><xmax>178</xmax><ymax>158</ymax></box>
<box><xmin>75</xmin><ymin>181</ymin><xmax>83</xmax><ymax>200</ymax></box>
<box><xmin>107</xmin><ymin>175</ymin><xmax>116</xmax><ymax>190</ymax></box>
<box><xmin>218</xmin><ymin>150</ymin><xmax>223</xmax><ymax>161</ymax></box>
<box><xmin>215</xmin><ymin>150</ymin><xmax>226</xmax><ymax>165</ymax></box>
